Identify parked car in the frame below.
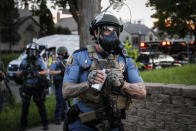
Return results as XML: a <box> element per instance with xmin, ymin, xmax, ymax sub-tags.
<box><xmin>137</xmin><ymin>52</ymin><xmax>175</xmax><ymax>70</ymax></box>
<box><xmin>7</xmin><ymin>51</ymin><xmax>27</xmax><ymax>84</ymax></box>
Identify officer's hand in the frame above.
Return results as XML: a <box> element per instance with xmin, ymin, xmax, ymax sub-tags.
<box><xmin>87</xmin><ymin>70</ymin><xmax>105</xmax><ymax>87</ymax></box>
<box><xmin>107</xmin><ymin>69</ymin><xmax>121</xmax><ymax>88</ymax></box>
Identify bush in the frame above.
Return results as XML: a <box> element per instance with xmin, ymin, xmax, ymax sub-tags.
<box><xmin>0</xmin><ymin>53</ymin><xmax>20</xmax><ymax>69</ymax></box>
<box><xmin>54</xmin><ymin>26</ymin><xmax>71</xmax><ymax>34</ymax></box>
<box><xmin>124</xmin><ymin>40</ymin><xmax>145</xmax><ymax>69</ymax></box>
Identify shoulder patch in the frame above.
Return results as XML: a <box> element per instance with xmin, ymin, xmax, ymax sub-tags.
<box><xmin>66</xmin><ymin>56</ymin><xmax>74</xmax><ymax>65</ymax></box>
<box><xmin>73</xmin><ymin>47</ymin><xmax>87</xmax><ymax>54</ymax></box>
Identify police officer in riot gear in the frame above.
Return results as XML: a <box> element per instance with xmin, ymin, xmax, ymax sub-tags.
<box><xmin>18</xmin><ymin>42</ymin><xmax>48</xmax><ymax>131</ymax></box>
<box><xmin>62</xmin><ymin>4</ymin><xmax>146</xmax><ymax>131</ymax></box>
<box><xmin>50</xmin><ymin>46</ymin><xmax>69</xmax><ymax>125</ymax></box>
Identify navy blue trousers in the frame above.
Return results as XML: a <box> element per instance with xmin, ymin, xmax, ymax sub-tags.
<box><xmin>20</xmin><ymin>87</ymin><xmax>48</xmax><ymax>128</ymax></box>
<box><xmin>54</xmin><ymin>80</ymin><xmax>67</xmax><ymax>121</ymax></box>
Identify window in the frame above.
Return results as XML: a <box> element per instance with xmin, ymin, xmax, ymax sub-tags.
<box><xmin>132</xmin><ymin>36</ymin><xmax>139</xmax><ymax>45</ymax></box>
<box><xmin>125</xmin><ymin>36</ymin><xmax>129</xmax><ymax>41</ymax></box>
<box><xmin>149</xmin><ymin>34</ymin><xmax>153</xmax><ymax>41</ymax></box>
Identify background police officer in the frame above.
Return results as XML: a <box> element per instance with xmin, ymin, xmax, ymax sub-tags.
<box><xmin>50</xmin><ymin>46</ymin><xmax>69</xmax><ymax>125</ymax></box>
<box><xmin>18</xmin><ymin>42</ymin><xmax>48</xmax><ymax>131</ymax></box>
<box><xmin>62</xmin><ymin>11</ymin><xmax>146</xmax><ymax>131</ymax></box>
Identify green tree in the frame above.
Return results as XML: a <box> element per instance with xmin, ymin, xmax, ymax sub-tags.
<box><xmin>146</xmin><ymin>0</ymin><xmax>196</xmax><ymax>46</ymax></box>
<box><xmin>39</xmin><ymin>0</ymin><xmax>54</xmax><ymax>36</ymax></box>
<box><xmin>124</xmin><ymin>40</ymin><xmax>144</xmax><ymax>69</ymax></box>
<box><xmin>0</xmin><ymin>0</ymin><xmax>20</xmax><ymax>53</ymax></box>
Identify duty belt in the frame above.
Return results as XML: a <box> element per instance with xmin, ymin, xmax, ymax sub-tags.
<box><xmin>67</xmin><ymin>105</ymin><xmax>124</xmax><ymax>130</ymax></box>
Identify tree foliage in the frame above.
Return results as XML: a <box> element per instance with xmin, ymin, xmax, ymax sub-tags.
<box><xmin>146</xmin><ymin>0</ymin><xmax>196</xmax><ymax>44</ymax></box>
<box><xmin>124</xmin><ymin>40</ymin><xmax>144</xmax><ymax>69</ymax></box>
<box><xmin>39</xmin><ymin>0</ymin><xmax>54</xmax><ymax>36</ymax></box>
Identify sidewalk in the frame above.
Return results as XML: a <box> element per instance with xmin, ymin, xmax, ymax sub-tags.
<box><xmin>26</xmin><ymin>122</ymin><xmax>64</xmax><ymax>131</ymax></box>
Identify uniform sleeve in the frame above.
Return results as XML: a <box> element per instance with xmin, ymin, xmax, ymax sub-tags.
<box><xmin>126</xmin><ymin>57</ymin><xmax>143</xmax><ymax>83</ymax></box>
<box><xmin>39</xmin><ymin>59</ymin><xmax>46</xmax><ymax>70</ymax></box>
<box><xmin>63</xmin><ymin>53</ymin><xmax>80</xmax><ymax>83</ymax></box>
<box><xmin>19</xmin><ymin>59</ymin><xmax>26</xmax><ymax>71</ymax></box>
<box><xmin>50</xmin><ymin>61</ymin><xmax>56</xmax><ymax>70</ymax></box>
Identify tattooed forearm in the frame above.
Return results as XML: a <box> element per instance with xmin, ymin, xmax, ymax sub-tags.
<box><xmin>62</xmin><ymin>82</ymin><xmax>89</xmax><ymax>99</ymax></box>
<box><xmin>122</xmin><ymin>82</ymin><xmax>146</xmax><ymax>99</ymax></box>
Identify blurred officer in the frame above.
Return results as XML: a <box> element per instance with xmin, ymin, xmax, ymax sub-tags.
<box><xmin>50</xmin><ymin>46</ymin><xmax>69</xmax><ymax>125</ymax></box>
<box><xmin>62</xmin><ymin>13</ymin><xmax>146</xmax><ymax>130</ymax></box>
<box><xmin>18</xmin><ymin>42</ymin><xmax>48</xmax><ymax>131</ymax></box>
<box><xmin>48</xmin><ymin>47</ymin><xmax>56</xmax><ymax>68</ymax></box>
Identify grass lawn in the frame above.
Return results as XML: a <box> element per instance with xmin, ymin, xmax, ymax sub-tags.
<box><xmin>0</xmin><ymin>95</ymin><xmax>55</xmax><ymax>131</ymax></box>
<box><xmin>140</xmin><ymin>64</ymin><xmax>196</xmax><ymax>85</ymax></box>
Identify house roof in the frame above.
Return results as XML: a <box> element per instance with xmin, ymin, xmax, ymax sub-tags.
<box><xmin>124</xmin><ymin>23</ymin><xmax>151</xmax><ymax>35</ymax></box>
<box><xmin>17</xmin><ymin>16</ymin><xmax>40</xmax><ymax>27</ymax></box>
<box><xmin>56</xmin><ymin>17</ymin><xmax>78</xmax><ymax>31</ymax></box>
<box><xmin>18</xmin><ymin>9</ymin><xmax>32</xmax><ymax>17</ymax></box>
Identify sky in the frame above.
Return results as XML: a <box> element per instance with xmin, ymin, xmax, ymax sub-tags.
<box><xmin>101</xmin><ymin>0</ymin><xmax>156</xmax><ymax>28</ymax></box>
<box><xmin>125</xmin><ymin>0</ymin><xmax>156</xmax><ymax>28</ymax></box>
<box><xmin>50</xmin><ymin>0</ymin><xmax>156</xmax><ymax>28</ymax></box>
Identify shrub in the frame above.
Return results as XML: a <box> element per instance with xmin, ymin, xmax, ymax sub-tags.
<box><xmin>124</xmin><ymin>40</ymin><xmax>144</xmax><ymax>69</ymax></box>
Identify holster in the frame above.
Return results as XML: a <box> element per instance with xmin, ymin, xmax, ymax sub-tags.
<box><xmin>63</xmin><ymin>112</ymin><xmax>69</xmax><ymax>131</ymax></box>
<box><xmin>66</xmin><ymin>104</ymin><xmax>80</xmax><ymax>123</ymax></box>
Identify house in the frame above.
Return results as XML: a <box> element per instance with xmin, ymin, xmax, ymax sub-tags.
<box><xmin>55</xmin><ymin>10</ymin><xmax>78</xmax><ymax>34</ymax></box>
<box><xmin>0</xmin><ymin>3</ymin><xmax>40</xmax><ymax>52</ymax></box>
<box><xmin>55</xmin><ymin>17</ymin><xmax>78</xmax><ymax>34</ymax></box>
<box><xmin>120</xmin><ymin>23</ymin><xmax>158</xmax><ymax>49</ymax></box>
<box><xmin>0</xmin><ymin>16</ymin><xmax>40</xmax><ymax>52</ymax></box>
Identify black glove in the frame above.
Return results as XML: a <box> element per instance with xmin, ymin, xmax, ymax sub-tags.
<box><xmin>59</xmin><ymin>63</ymin><xmax>65</xmax><ymax>76</ymax></box>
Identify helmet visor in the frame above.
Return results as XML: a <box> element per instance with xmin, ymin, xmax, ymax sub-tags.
<box><xmin>28</xmin><ymin>49</ymin><xmax>37</xmax><ymax>56</ymax></box>
<box><xmin>102</xmin><ymin>25</ymin><xmax>118</xmax><ymax>32</ymax></box>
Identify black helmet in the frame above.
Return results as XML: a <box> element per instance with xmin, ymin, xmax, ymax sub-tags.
<box><xmin>26</xmin><ymin>42</ymin><xmax>39</xmax><ymax>60</ymax></box>
<box><xmin>57</xmin><ymin>46</ymin><xmax>68</xmax><ymax>55</ymax></box>
<box><xmin>89</xmin><ymin>14</ymin><xmax>123</xmax><ymax>36</ymax></box>
<box><xmin>57</xmin><ymin>46</ymin><xmax>69</xmax><ymax>59</ymax></box>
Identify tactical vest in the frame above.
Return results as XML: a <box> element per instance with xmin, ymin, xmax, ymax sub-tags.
<box><xmin>23</xmin><ymin>60</ymin><xmax>42</xmax><ymax>87</ymax></box>
<box><xmin>77</xmin><ymin>45</ymin><xmax>132</xmax><ymax>111</ymax></box>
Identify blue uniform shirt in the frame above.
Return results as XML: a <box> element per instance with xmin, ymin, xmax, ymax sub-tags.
<box><xmin>63</xmin><ymin>49</ymin><xmax>143</xmax><ymax>112</ymax></box>
<box><xmin>20</xmin><ymin>58</ymin><xmax>46</xmax><ymax>85</ymax></box>
<box><xmin>50</xmin><ymin>56</ymin><xmax>64</xmax><ymax>80</ymax></box>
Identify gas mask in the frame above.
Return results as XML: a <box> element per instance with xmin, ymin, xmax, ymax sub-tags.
<box><xmin>27</xmin><ymin>49</ymin><xmax>37</xmax><ymax>60</ymax></box>
<box><xmin>63</xmin><ymin>52</ymin><xmax>69</xmax><ymax>59</ymax></box>
<box><xmin>98</xmin><ymin>27</ymin><xmax>124</xmax><ymax>55</ymax></box>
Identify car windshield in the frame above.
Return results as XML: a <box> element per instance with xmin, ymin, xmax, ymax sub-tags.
<box><xmin>18</xmin><ymin>51</ymin><xmax>27</xmax><ymax>60</ymax></box>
